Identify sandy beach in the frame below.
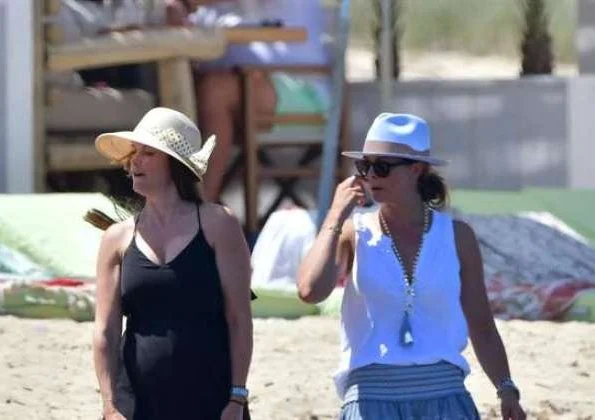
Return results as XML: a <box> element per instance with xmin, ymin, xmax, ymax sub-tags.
<box><xmin>0</xmin><ymin>315</ymin><xmax>593</xmax><ymax>420</ymax></box>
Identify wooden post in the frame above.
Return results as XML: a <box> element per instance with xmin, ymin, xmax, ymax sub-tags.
<box><xmin>33</xmin><ymin>0</ymin><xmax>47</xmax><ymax>192</ymax></box>
<box><xmin>339</xmin><ymin>82</ymin><xmax>351</xmax><ymax>180</ymax></box>
<box><xmin>156</xmin><ymin>58</ymin><xmax>197</xmax><ymax>122</ymax></box>
<box><xmin>45</xmin><ymin>22</ymin><xmax>64</xmax><ymax>45</ymax></box>
<box><xmin>243</xmin><ymin>71</ymin><xmax>259</xmax><ymax>234</ymax></box>
<box><xmin>45</xmin><ymin>0</ymin><xmax>61</xmax><ymax>15</ymax></box>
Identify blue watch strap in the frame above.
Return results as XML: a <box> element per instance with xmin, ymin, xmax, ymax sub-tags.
<box><xmin>231</xmin><ymin>386</ymin><xmax>249</xmax><ymax>399</ymax></box>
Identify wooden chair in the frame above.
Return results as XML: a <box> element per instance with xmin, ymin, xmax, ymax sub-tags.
<box><xmin>232</xmin><ymin>1</ymin><xmax>351</xmax><ymax>235</ymax></box>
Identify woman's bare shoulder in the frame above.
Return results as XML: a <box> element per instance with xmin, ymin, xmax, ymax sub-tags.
<box><xmin>99</xmin><ymin>217</ymin><xmax>135</xmax><ymax>257</ymax></box>
<box><xmin>453</xmin><ymin>219</ymin><xmax>477</xmax><ymax>249</ymax></box>
<box><xmin>199</xmin><ymin>203</ymin><xmax>242</xmax><ymax>244</ymax></box>
<box><xmin>200</xmin><ymin>202</ymin><xmax>238</xmax><ymax>224</ymax></box>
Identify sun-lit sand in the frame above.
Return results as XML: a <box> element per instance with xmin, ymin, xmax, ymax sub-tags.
<box><xmin>0</xmin><ymin>316</ymin><xmax>594</xmax><ymax>419</ymax></box>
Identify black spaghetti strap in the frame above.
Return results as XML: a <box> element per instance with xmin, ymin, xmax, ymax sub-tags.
<box><xmin>122</xmin><ymin>212</ymin><xmax>141</xmax><ymax>257</ymax></box>
<box><xmin>196</xmin><ymin>202</ymin><xmax>202</xmax><ymax>228</ymax></box>
<box><xmin>132</xmin><ymin>212</ymin><xmax>142</xmax><ymax>237</ymax></box>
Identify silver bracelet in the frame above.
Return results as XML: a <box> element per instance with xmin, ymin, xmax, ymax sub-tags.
<box><xmin>326</xmin><ymin>224</ymin><xmax>342</xmax><ymax>235</ymax></box>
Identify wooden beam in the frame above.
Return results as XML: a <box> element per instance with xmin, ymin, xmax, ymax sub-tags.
<box><xmin>241</xmin><ymin>64</ymin><xmax>330</xmax><ymax>75</ymax></box>
<box><xmin>45</xmin><ymin>87</ymin><xmax>61</xmax><ymax>107</ymax></box>
<box><xmin>156</xmin><ymin>58</ymin><xmax>197</xmax><ymax>122</ymax></box>
<box><xmin>257</xmin><ymin>139</ymin><xmax>324</xmax><ymax>147</ymax></box>
<box><xmin>256</xmin><ymin>114</ymin><xmax>326</xmax><ymax>126</ymax></box>
<box><xmin>45</xmin><ymin>0</ymin><xmax>61</xmax><ymax>16</ymax></box>
<box><xmin>45</xmin><ymin>22</ymin><xmax>64</xmax><ymax>45</ymax></box>
<box><xmin>47</xmin><ymin>27</ymin><xmax>226</xmax><ymax>72</ymax></box>
<box><xmin>47</xmin><ymin>142</ymin><xmax>116</xmax><ymax>172</ymax></box>
<box><xmin>224</xmin><ymin>27</ymin><xmax>307</xmax><ymax>44</ymax></box>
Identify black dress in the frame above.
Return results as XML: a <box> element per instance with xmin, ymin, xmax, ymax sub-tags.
<box><xmin>114</xmin><ymin>206</ymin><xmax>250</xmax><ymax>419</ymax></box>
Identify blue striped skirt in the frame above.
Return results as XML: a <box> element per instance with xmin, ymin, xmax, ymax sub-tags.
<box><xmin>340</xmin><ymin>362</ymin><xmax>480</xmax><ymax>420</ymax></box>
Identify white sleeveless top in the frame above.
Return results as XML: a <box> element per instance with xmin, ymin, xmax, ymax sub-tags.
<box><xmin>333</xmin><ymin>207</ymin><xmax>470</xmax><ymax>399</ymax></box>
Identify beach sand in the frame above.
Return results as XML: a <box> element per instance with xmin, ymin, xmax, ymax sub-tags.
<box><xmin>1</xmin><ymin>316</ymin><xmax>593</xmax><ymax>420</ymax></box>
<box><xmin>345</xmin><ymin>48</ymin><xmax>578</xmax><ymax>82</ymax></box>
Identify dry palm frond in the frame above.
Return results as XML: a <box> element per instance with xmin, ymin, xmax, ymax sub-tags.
<box><xmin>84</xmin><ymin>208</ymin><xmax>117</xmax><ymax>231</ymax></box>
<box><xmin>84</xmin><ymin>195</ymin><xmax>138</xmax><ymax>231</ymax></box>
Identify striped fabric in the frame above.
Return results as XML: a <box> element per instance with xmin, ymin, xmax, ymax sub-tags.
<box><xmin>341</xmin><ymin>362</ymin><xmax>480</xmax><ymax>420</ymax></box>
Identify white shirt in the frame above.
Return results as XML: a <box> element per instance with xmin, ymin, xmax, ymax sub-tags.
<box><xmin>334</xmin><ymin>207</ymin><xmax>470</xmax><ymax>399</ymax></box>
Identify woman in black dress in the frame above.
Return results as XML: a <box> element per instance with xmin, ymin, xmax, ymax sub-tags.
<box><xmin>92</xmin><ymin>107</ymin><xmax>253</xmax><ymax>420</ymax></box>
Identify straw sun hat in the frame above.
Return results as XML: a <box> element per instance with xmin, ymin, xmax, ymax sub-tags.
<box><xmin>95</xmin><ymin>107</ymin><xmax>216</xmax><ymax>180</ymax></box>
<box><xmin>342</xmin><ymin>113</ymin><xmax>448</xmax><ymax>166</ymax></box>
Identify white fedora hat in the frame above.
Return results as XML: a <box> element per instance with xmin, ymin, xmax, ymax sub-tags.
<box><xmin>95</xmin><ymin>107</ymin><xmax>216</xmax><ymax>180</ymax></box>
<box><xmin>342</xmin><ymin>113</ymin><xmax>448</xmax><ymax>166</ymax></box>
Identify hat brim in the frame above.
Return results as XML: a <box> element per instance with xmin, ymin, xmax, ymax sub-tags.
<box><xmin>341</xmin><ymin>151</ymin><xmax>448</xmax><ymax>166</ymax></box>
<box><xmin>95</xmin><ymin>130</ymin><xmax>215</xmax><ymax>180</ymax></box>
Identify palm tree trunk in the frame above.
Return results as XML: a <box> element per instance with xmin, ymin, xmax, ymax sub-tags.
<box><xmin>520</xmin><ymin>0</ymin><xmax>554</xmax><ymax>76</ymax></box>
<box><xmin>373</xmin><ymin>0</ymin><xmax>401</xmax><ymax>80</ymax></box>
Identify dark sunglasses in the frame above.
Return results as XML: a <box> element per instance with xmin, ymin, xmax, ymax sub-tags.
<box><xmin>354</xmin><ymin>158</ymin><xmax>415</xmax><ymax>178</ymax></box>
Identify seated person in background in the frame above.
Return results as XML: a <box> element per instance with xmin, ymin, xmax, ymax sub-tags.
<box><xmin>164</xmin><ymin>0</ymin><xmax>201</xmax><ymax>25</ymax></box>
<box><xmin>166</xmin><ymin>0</ymin><xmax>332</xmax><ymax>203</ymax></box>
<box><xmin>51</xmin><ymin>0</ymin><xmax>152</xmax><ymax>90</ymax></box>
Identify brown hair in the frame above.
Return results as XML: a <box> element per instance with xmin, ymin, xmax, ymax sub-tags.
<box><xmin>168</xmin><ymin>156</ymin><xmax>203</xmax><ymax>204</ymax></box>
<box><xmin>417</xmin><ymin>166</ymin><xmax>449</xmax><ymax>210</ymax></box>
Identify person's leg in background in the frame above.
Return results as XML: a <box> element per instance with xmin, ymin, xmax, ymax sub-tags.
<box><xmin>195</xmin><ymin>70</ymin><xmax>277</xmax><ymax>203</ymax></box>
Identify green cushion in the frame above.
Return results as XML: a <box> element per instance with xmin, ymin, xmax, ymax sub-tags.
<box><xmin>0</xmin><ymin>193</ymin><xmax>121</xmax><ymax>278</ymax></box>
<box><xmin>251</xmin><ymin>287</ymin><xmax>319</xmax><ymax>319</ymax></box>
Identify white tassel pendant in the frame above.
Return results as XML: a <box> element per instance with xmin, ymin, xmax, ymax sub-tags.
<box><xmin>399</xmin><ymin>312</ymin><xmax>414</xmax><ymax>347</ymax></box>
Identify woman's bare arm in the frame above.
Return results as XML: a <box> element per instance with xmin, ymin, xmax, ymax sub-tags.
<box><xmin>93</xmin><ymin>222</ymin><xmax>129</xmax><ymax>417</ymax></box>
<box><xmin>297</xmin><ymin>177</ymin><xmax>365</xmax><ymax>304</ymax></box>
<box><xmin>456</xmin><ymin>220</ymin><xmax>525</xmax><ymax>419</ymax></box>
<box><xmin>204</xmin><ymin>204</ymin><xmax>253</xmax><ymax>388</ymax></box>
<box><xmin>456</xmin><ymin>220</ymin><xmax>512</xmax><ymax>386</ymax></box>
<box><xmin>297</xmin><ymin>215</ymin><xmax>354</xmax><ymax>304</ymax></box>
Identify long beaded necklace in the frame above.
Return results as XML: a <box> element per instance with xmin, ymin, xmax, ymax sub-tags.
<box><xmin>379</xmin><ymin>205</ymin><xmax>430</xmax><ymax>347</ymax></box>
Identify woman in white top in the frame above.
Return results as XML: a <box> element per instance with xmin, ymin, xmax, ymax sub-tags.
<box><xmin>297</xmin><ymin>113</ymin><xmax>526</xmax><ymax>420</ymax></box>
